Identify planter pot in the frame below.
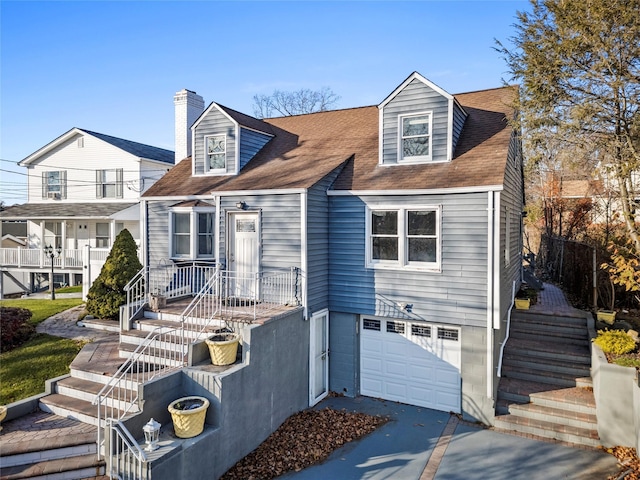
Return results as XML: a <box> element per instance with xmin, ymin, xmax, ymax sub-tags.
<box><xmin>0</xmin><ymin>406</ymin><xmax>6</xmax><ymax>432</ymax></box>
<box><xmin>597</xmin><ymin>310</ymin><xmax>616</xmax><ymax>325</ymax></box>
<box><xmin>168</xmin><ymin>396</ymin><xmax>209</xmax><ymax>438</ymax></box>
<box><xmin>515</xmin><ymin>298</ymin><xmax>530</xmax><ymax>310</ymax></box>
<box><xmin>205</xmin><ymin>333</ymin><xmax>240</xmax><ymax>366</ymax></box>
<box><xmin>150</xmin><ymin>294</ymin><xmax>166</xmax><ymax>312</ymax></box>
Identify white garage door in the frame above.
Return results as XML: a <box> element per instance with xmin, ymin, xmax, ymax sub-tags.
<box><xmin>360</xmin><ymin>318</ymin><xmax>461</xmax><ymax>413</ymax></box>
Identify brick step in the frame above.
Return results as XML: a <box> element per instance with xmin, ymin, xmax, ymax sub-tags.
<box><xmin>0</xmin><ymin>432</ymin><xmax>96</xmax><ymax>468</ymax></box>
<box><xmin>0</xmin><ymin>453</ymin><xmax>105</xmax><ymax>480</ymax></box>
<box><xmin>494</xmin><ymin>414</ymin><xmax>600</xmax><ymax>448</ymax></box>
<box><xmin>501</xmin><ymin>354</ymin><xmax>590</xmax><ymax>378</ymax></box>
<box><xmin>39</xmin><ymin>394</ymin><xmax>129</xmax><ymax>426</ymax></box>
<box><xmin>497</xmin><ymin>377</ymin><xmax>572</xmax><ymax>404</ymax></box>
<box><xmin>506</xmin><ymin>402</ymin><xmax>597</xmax><ymax>430</ymax></box>
<box><xmin>56</xmin><ymin>377</ymin><xmax>137</xmax><ymax>412</ymax></box>
<box><xmin>530</xmin><ymin>386</ymin><xmax>596</xmax><ymax>414</ymax></box>
<box><xmin>509</xmin><ymin>327</ymin><xmax>589</xmax><ymax>346</ymax></box>
<box><xmin>118</xmin><ymin>341</ymin><xmax>186</xmax><ymax>368</ymax></box>
<box><xmin>504</xmin><ymin>338</ymin><xmax>590</xmax><ymax>364</ymax></box>
<box><xmin>500</xmin><ymin>364</ymin><xmax>582</xmax><ymax>388</ymax></box>
<box><xmin>510</xmin><ymin>322</ymin><xmax>588</xmax><ymax>340</ymax></box>
<box><xmin>512</xmin><ymin>311</ymin><xmax>587</xmax><ymax>326</ymax></box>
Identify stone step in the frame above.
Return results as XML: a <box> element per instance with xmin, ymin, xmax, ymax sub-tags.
<box><xmin>506</xmin><ymin>402</ymin><xmax>597</xmax><ymax>431</ymax></box>
<box><xmin>504</xmin><ymin>338</ymin><xmax>591</xmax><ymax>365</ymax></box>
<box><xmin>118</xmin><ymin>341</ymin><xmax>186</xmax><ymax>369</ymax></box>
<box><xmin>56</xmin><ymin>377</ymin><xmax>137</xmax><ymax>412</ymax></box>
<box><xmin>497</xmin><ymin>377</ymin><xmax>568</xmax><ymax>404</ymax></box>
<box><xmin>39</xmin><ymin>394</ymin><xmax>129</xmax><ymax>427</ymax></box>
<box><xmin>512</xmin><ymin>310</ymin><xmax>587</xmax><ymax>326</ymax></box>
<box><xmin>501</xmin><ymin>354</ymin><xmax>590</xmax><ymax>378</ymax></box>
<box><xmin>0</xmin><ymin>432</ymin><xmax>96</xmax><ymax>468</ymax></box>
<box><xmin>0</xmin><ymin>453</ymin><xmax>105</xmax><ymax>480</ymax></box>
<box><xmin>494</xmin><ymin>414</ymin><xmax>601</xmax><ymax>448</ymax></box>
<box><xmin>530</xmin><ymin>386</ymin><xmax>596</xmax><ymax>415</ymax></box>
<box><xmin>500</xmin><ymin>364</ymin><xmax>581</xmax><ymax>388</ymax></box>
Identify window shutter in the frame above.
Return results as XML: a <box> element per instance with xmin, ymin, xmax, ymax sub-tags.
<box><xmin>116</xmin><ymin>168</ymin><xmax>123</xmax><ymax>198</ymax></box>
<box><xmin>61</xmin><ymin>171</ymin><xmax>67</xmax><ymax>199</ymax></box>
<box><xmin>42</xmin><ymin>172</ymin><xmax>47</xmax><ymax>199</ymax></box>
<box><xmin>96</xmin><ymin>170</ymin><xmax>103</xmax><ymax>198</ymax></box>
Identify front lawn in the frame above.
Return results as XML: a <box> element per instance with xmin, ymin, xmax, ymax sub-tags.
<box><xmin>0</xmin><ymin>298</ymin><xmax>86</xmax><ymax>403</ymax></box>
<box><xmin>0</xmin><ymin>298</ymin><xmax>84</xmax><ymax>325</ymax></box>
<box><xmin>0</xmin><ymin>333</ymin><xmax>85</xmax><ymax>404</ymax></box>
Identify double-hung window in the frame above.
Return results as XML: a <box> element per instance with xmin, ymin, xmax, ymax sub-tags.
<box><xmin>42</xmin><ymin>171</ymin><xmax>67</xmax><ymax>199</ymax></box>
<box><xmin>399</xmin><ymin>112</ymin><xmax>432</xmax><ymax>162</ymax></box>
<box><xmin>96</xmin><ymin>169</ymin><xmax>123</xmax><ymax>198</ymax></box>
<box><xmin>205</xmin><ymin>135</ymin><xmax>226</xmax><ymax>172</ymax></box>
<box><xmin>367</xmin><ymin>206</ymin><xmax>440</xmax><ymax>270</ymax></box>
<box><xmin>170</xmin><ymin>209</ymin><xmax>216</xmax><ymax>259</ymax></box>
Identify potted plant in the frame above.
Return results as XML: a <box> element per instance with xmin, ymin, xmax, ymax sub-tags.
<box><xmin>515</xmin><ymin>287</ymin><xmax>536</xmax><ymax>310</ymax></box>
<box><xmin>0</xmin><ymin>405</ymin><xmax>7</xmax><ymax>432</ymax></box>
<box><xmin>168</xmin><ymin>396</ymin><xmax>209</xmax><ymax>438</ymax></box>
<box><xmin>205</xmin><ymin>330</ymin><xmax>241</xmax><ymax>366</ymax></box>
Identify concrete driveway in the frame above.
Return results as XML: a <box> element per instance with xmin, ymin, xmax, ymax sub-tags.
<box><xmin>279</xmin><ymin>396</ymin><xmax>618</xmax><ymax>480</ymax></box>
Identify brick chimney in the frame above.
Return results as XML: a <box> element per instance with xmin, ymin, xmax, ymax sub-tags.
<box><xmin>174</xmin><ymin>89</ymin><xmax>204</xmax><ymax>163</ymax></box>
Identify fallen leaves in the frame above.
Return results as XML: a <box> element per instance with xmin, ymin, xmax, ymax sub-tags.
<box><xmin>220</xmin><ymin>407</ymin><xmax>387</xmax><ymax>480</ymax></box>
<box><xmin>606</xmin><ymin>446</ymin><xmax>640</xmax><ymax>480</ymax></box>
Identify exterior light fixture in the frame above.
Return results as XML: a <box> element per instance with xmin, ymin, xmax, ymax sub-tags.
<box><xmin>44</xmin><ymin>244</ymin><xmax>62</xmax><ymax>300</ymax></box>
<box><xmin>236</xmin><ymin>201</ymin><xmax>246</xmax><ymax>210</ymax></box>
<box><xmin>143</xmin><ymin>418</ymin><xmax>161</xmax><ymax>452</ymax></box>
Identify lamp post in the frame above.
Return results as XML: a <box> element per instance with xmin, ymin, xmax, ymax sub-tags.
<box><xmin>44</xmin><ymin>244</ymin><xmax>61</xmax><ymax>300</ymax></box>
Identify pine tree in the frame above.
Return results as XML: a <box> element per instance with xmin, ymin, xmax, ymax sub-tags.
<box><xmin>86</xmin><ymin>229</ymin><xmax>142</xmax><ymax>319</ymax></box>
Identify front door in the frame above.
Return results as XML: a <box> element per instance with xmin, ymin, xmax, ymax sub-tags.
<box><xmin>309</xmin><ymin>309</ymin><xmax>329</xmax><ymax>406</ymax></box>
<box><xmin>228</xmin><ymin>212</ymin><xmax>260</xmax><ymax>298</ymax></box>
<box><xmin>76</xmin><ymin>223</ymin><xmax>89</xmax><ymax>249</ymax></box>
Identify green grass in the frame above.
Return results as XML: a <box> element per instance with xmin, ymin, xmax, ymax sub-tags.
<box><xmin>0</xmin><ymin>333</ymin><xmax>85</xmax><ymax>404</ymax></box>
<box><xmin>0</xmin><ymin>298</ymin><xmax>84</xmax><ymax>325</ymax></box>
<box><xmin>0</xmin><ymin>298</ymin><xmax>86</xmax><ymax>403</ymax></box>
<box><xmin>56</xmin><ymin>285</ymin><xmax>82</xmax><ymax>293</ymax></box>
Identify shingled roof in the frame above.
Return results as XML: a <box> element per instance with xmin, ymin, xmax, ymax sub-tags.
<box><xmin>0</xmin><ymin>202</ymin><xmax>138</xmax><ymax>220</ymax></box>
<box><xmin>143</xmin><ymin>86</ymin><xmax>516</xmax><ymax>198</ymax></box>
<box><xmin>79</xmin><ymin>129</ymin><xmax>174</xmax><ymax>164</ymax></box>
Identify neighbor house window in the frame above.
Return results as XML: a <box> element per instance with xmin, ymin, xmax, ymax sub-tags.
<box><xmin>96</xmin><ymin>223</ymin><xmax>110</xmax><ymax>248</ymax></box>
<box><xmin>205</xmin><ymin>135</ymin><xmax>226</xmax><ymax>172</ymax></box>
<box><xmin>44</xmin><ymin>221</ymin><xmax>62</xmax><ymax>249</ymax></box>
<box><xmin>42</xmin><ymin>171</ymin><xmax>67</xmax><ymax>199</ymax></box>
<box><xmin>399</xmin><ymin>112</ymin><xmax>432</xmax><ymax>162</ymax></box>
<box><xmin>367</xmin><ymin>206</ymin><xmax>440</xmax><ymax>270</ymax></box>
<box><xmin>170</xmin><ymin>209</ymin><xmax>216</xmax><ymax>259</ymax></box>
<box><xmin>96</xmin><ymin>169</ymin><xmax>123</xmax><ymax>198</ymax></box>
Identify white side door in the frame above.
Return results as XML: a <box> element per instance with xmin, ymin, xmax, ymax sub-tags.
<box><xmin>309</xmin><ymin>309</ymin><xmax>329</xmax><ymax>406</ymax></box>
<box><xmin>228</xmin><ymin>212</ymin><xmax>260</xmax><ymax>298</ymax></box>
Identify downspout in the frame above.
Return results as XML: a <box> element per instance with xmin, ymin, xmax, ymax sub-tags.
<box><xmin>486</xmin><ymin>191</ymin><xmax>494</xmax><ymax>398</ymax></box>
<box><xmin>490</xmin><ymin>192</ymin><xmax>502</xmax><ymax>397</ymax></box>
<box><xmin>300</xmin><ymin>191</ymin><xmax>308</xmax><ymax>318</ymax></box>
<box><xmin>140</xmin><ymin>200</ymin><xmax>147</xmax><ymax>267</ymax></box>
<box><xmin>214</xmin><ymin>195</ymin><xmax>221</xmax><ymax>265</ymax></box>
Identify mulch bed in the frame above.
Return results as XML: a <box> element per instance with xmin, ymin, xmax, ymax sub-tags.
<box><xmin>220</xmin><ymin>407</ymin><xmax>388</xmax><ymax>480</ymax></box>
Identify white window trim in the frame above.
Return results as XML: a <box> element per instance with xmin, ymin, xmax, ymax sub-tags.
<box><xmin>397</xmin><ymin>111</ymin><xmax>433</xmax><ymax>164</ymax></box>
<box><xmin>169</xmin><ymin>206</ymin><xmax>217</xmax><ymax>260</ymax></box>
<box><xmin>365</xmin><ymin>204</ymin><xmax>442</xmax><ymax>272</ymax></box>
<box><xmin>204</xmin><ymin>134</ymin><xmax>227</xmax><ymax>174</ymax></box>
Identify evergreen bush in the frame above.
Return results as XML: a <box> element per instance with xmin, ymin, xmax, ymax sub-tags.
<box><xmin>86</xmin><ymin>229</ymin><xmax>142</xmax><ymax>320</ymax></box>
<box><xmin>0</xmin><ymin>306</ymin><xmax>35</xmax><ymax>352</ymax></box>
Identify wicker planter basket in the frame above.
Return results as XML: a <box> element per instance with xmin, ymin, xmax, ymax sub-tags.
<box><xmin>168</xmin><ymin>396</ymin><xmax>209</xmax><ymax>438</ymax></box>
<box><xmin>205</xmin><ymin>333</ymin><xmax>240</xmax><ymax>366</ymax></box>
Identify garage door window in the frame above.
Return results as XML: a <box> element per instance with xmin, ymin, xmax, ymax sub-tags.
<box><xmin>437</xmin><ymin>327</ymin><xmax>459</xmax><ymax>341</ymax></box>
<box><xmin>386</xmin><ymin>321</ymin><xmax>405</xmax><ymax>334</ymax></box>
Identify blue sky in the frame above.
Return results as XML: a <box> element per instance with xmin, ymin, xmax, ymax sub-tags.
<box><xmin>0</xmin><ymin>0</ymin><xmax>529</xmax><ymax>205</ymax></box>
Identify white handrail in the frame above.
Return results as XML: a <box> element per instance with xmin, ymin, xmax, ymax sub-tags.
<box><xmin>106</xmin><ymin>419</ymin><xmax>148</xmax><ymax>480</ymax></box>
<box><xmin>497</xmin><ymin>280</ymin><xmax>517</xmax><ymax>378</ymax></box>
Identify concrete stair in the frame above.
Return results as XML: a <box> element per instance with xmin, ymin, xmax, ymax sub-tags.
<box><xmin>0</xmin><ymin>431</ymin><xmax>105</xmax><ymax>480</ymax></box>
<box><xmin>495</xmin><ymin>309</ymin><xmax>600</xmax><ymax>447</ymax></box>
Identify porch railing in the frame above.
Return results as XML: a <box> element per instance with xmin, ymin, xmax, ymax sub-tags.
<box><xmin>106</xmin><ymin>419</ymin><xmax>148</xmax><ymax>480</ymax></box>
<box><xmin>0</xmin><ymin>247</ymin><xmax>108</xmax><ymax>269</ymax></box>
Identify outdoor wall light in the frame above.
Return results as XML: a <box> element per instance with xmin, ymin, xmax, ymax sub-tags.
<box><xmin>236</xmin><ymin>201</ymin><xmax>247</xmax><ymax>210</ymax></box>
<box><xmin>143</xmin><ymin>418</ymin><xmax>161</xmax><ymax>452</ymax></box>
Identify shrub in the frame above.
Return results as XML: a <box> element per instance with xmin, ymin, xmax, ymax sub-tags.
<box><xmin>1</xmin><ymin>306</ymin><xmax>35</xmax><ymax>352</ymax></box>
<box><xmin>86</xmin><ymin>229</ymin><xmax>142</xmax><ymax>320</ymax></box>
<box><xmin>593</xmin><ymin>329</ymin><xmax>637</xmax><ymax>356</ymax></box>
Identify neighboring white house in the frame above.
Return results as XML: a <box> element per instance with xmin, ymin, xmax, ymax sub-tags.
<box><xmin>0</xmin><ymin>127</ymin><xmax>178</xmax><ymax>298</ymax></box>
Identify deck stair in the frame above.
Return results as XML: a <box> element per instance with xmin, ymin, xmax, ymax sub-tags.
<box><xmin>495</xmin><ymin>309</ymin><xmax>600</xmax><ymax>447</ymax></box>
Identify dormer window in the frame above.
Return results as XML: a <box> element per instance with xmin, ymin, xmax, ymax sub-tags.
<box><xmin>206</xmin><ymin>134</ymin><xmax>226</xmax><ymax>172</ymax></box>
<box><xmin>399</xmin><ymin>112</ymin><xmax>432</xmax><ymax>162</ymax></box>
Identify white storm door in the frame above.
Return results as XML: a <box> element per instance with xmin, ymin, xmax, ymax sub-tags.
<box><xmin>228</xmin><ymin>212</ymin><xmax>260</xmax><ymax>298</ymax></box>
<box><xmin>309</xmin><ymin>309</ymin><xmax>329</xmax><ymax>406</ymax></box>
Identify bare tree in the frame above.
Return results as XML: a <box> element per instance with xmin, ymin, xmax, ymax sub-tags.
<box><xmin>252</xmin><ymin>87</ymin><xmax>340</xmax><ymax>118</ymax></box>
